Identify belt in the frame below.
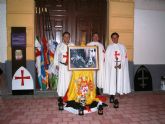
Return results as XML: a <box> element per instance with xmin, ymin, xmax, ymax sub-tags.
<box><xmin>60</xmin><ymin>62</ymin><xmax>67</xmax><ymax>66</ymax></box>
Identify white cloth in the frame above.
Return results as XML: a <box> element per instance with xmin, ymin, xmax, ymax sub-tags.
<box><xmin>103</xmin><ymin>43</ymin><xmax>131</xmax><ymax>95</ymax></box>
<box><xmin>87</xmin><ymin>41</ymin><xmax>105</xmax><ymax>88</ymax></box>
<box><xmin>35</xmin><ymin>38</ymin><xmax>41</xmax><ymax>77</ymax></box>
<box><xmin>54</xmin><ymin>42</ymin><xmax>74</xmax><ymax>96</ymax></box>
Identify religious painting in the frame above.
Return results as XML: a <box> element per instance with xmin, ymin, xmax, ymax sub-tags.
<box><xmin>68</xmin><ymin>46</ymin><xmax>99</xmax><ymax>70</ymax></box>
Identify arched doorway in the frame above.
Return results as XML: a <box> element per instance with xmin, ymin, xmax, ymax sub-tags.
<box><xmin>35</xmin><ymin>0</ymin><xmax>107</xmax><ymax>91</ymax></box>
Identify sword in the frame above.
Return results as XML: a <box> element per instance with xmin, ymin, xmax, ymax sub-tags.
<box><xmin>114</xmin><ymin>57</ymin><xmax>121</xmax><ymax>96</ymax></box>
<box><xmin>113</xmin><ymin>57</ymin><xmax>121</xmax><ymax>108</ymax></box>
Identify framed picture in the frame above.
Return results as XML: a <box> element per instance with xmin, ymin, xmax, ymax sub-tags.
<box><xmin>68</xmin><ymin>46</ymin><xmax>99</xmax><ymax>70</ymax></box>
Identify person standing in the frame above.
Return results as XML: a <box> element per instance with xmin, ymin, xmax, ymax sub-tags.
<box><xmin>87</xmin><ymin>32</ymin><xmax>105</xmax><ymax>95</ymax></box>
<box><xmin>54</xmin><ymin>32</ymin><xmax>74</xmax><ymax>97</ymax></box>
<box><xmin>103</xmin><ymin>32</ymin><xmax>131</xmax><ymax>100</ymax></box>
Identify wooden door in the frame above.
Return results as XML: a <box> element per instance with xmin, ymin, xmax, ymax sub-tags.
<box><xmin>35</xmin><ymin>0</ymin><xmax>107</xmax><ymax>45</ymax></box>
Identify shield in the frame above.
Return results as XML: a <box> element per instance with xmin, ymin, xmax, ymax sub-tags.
<box><xmin>134</xmin><ymin>65</ymin><xmax>152</xmax><ymax>91</ymax></box>
<box><xmin>12</xmin><ymin>66</ymin><xmax>34</xmax><ymax>94</ymax></box>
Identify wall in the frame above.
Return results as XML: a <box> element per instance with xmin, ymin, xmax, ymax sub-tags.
<box><xmin>5</xmin><ymin>0</ymin><xmax>164</xmax><ymax>92</ymax></box>
<box><xmin>107</xmin><ymin>0</ymin><xmax>134</xmax><ymax>90</ymax></box>
<box><xmin>0</xmin><ymin>0</ymin><xmax>7</xmax><ymax>95</ymax></box>
<box><xmin>134</xmin><ymin>0</ymin><xmax>165</xmax><ymax>64</ymax></box>
<box><xmin>0</xmin><ymin>0</ymin><xmax>7</xmax><ymax>63</ymax></box>
<box><xmin>107</xmin><ymin>0</ymin><xmax>134</xmax><ymax>62</ymax></box>
<box><xmin>134</xmin><ymin>0</ymin><xmax>165</xmax><ymax>91</ymax></box>
<box><xmin>7</xmin><ymin>0</ymin><xmax>35</xmax><ymax>61</ymax></box>
<box><xmin>107</xmin><ymin>0</ymin><xmax>165</xmax><ymax>91</ymax></box>
<box><xmin>6</xmin><ymin>0</ymin><xmax>35</xmax><ymax>93</ymax></box>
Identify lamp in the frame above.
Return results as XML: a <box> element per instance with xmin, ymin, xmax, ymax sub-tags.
<box><xmin>58</xmin><ymin>102</ymin><xmax>64</xmax><ymax>111</ymax></box>
<box><xmin>113</xmin><ymin>99</ymin><xmax>119</xmax><ymax>108</ymax></box>
<box><xmin>78</xmin><ymin>106</ymin><xmax>84</xmax><ymax>115</ymax></box>
<box><xmin>109</xmin><ymin>95</ymin><xmax>114</xmax><ymax>103</ymax></box>
<box><xmin>98</xmin><ymin>105</ymin><xmax>103</xmax><ymax>115</ymax></box>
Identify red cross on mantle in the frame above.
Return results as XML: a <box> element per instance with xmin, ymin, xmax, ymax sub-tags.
<box><xmin>15</xmin><ymin>70</ymin><xmax>30</xmax><ymax>86</ymax></box>
<box><xmin>114</xmin><ymin>51</ymin><xmax>120</xmax><ymax>59</ymax></box>
<box><xmin>63</xmin><ymin>52</ymin><xmax>68</xmax><ymax>64</ymax></box>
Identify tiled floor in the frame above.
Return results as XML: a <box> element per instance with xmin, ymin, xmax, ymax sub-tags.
<box><xmin>0</xmin><ymin>91</ymin><xmax>165</xmax><ymax>124</ymax></box>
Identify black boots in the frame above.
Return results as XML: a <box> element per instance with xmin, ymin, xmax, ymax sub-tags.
<box><xmin>58</xmin><ymin>97</ymin><xmax>64</xmax><ymax>111</ymax></box>
<box><xmin>109</xmin><ymin>95</ymin><xmax>119</xmax><ymax>108</ymax></box>
<box><xmin>113</xmin><ymin>99</ymin><xmax>119</xmax><ymax>108</ymax></box>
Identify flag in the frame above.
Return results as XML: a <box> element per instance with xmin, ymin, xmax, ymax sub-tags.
<box><xmin>35</xmin><ymin>37</ymin><xmax>42</xmax><ymax>90</ymax></box>
<box><xmin>48</xmin><ymin>39</ymin><xmax>58</xmax><ymax>90</ymax></box>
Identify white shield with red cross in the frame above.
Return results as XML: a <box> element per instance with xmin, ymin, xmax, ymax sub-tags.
<box><xmin>12</xmin><ymin>66</ymin><xmax>34</xmax><ymax>90</ymax></box>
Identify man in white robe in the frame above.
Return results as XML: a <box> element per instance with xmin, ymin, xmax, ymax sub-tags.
<box><xmin>54</xmin><ymin>32</ymin><xmax>74</xmax><ymax>97</ymax></box>
<box><xmin>87</xmin><ymin>32</ymin><xmax>105</xmax><ymax>94</ymax></box>
<box><xmin>103</xmin><ymin>32</ymin><xmax>131</xmax><ymax>96</ymax></box>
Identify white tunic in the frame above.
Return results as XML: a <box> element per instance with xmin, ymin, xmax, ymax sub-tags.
<box><xmin>103</xmin><ymin>43</ymin><xmax>131</xmax><ymax>95</ymax></box>
<box><xmin>87</xmin><ymin>41</ymin><xmax>105</xmax><ymax>88</ymax></box>
<box><xmin>54</xmin><ymin>42</ymin><xmax>74</xmax><ymax>96</ymax></box>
